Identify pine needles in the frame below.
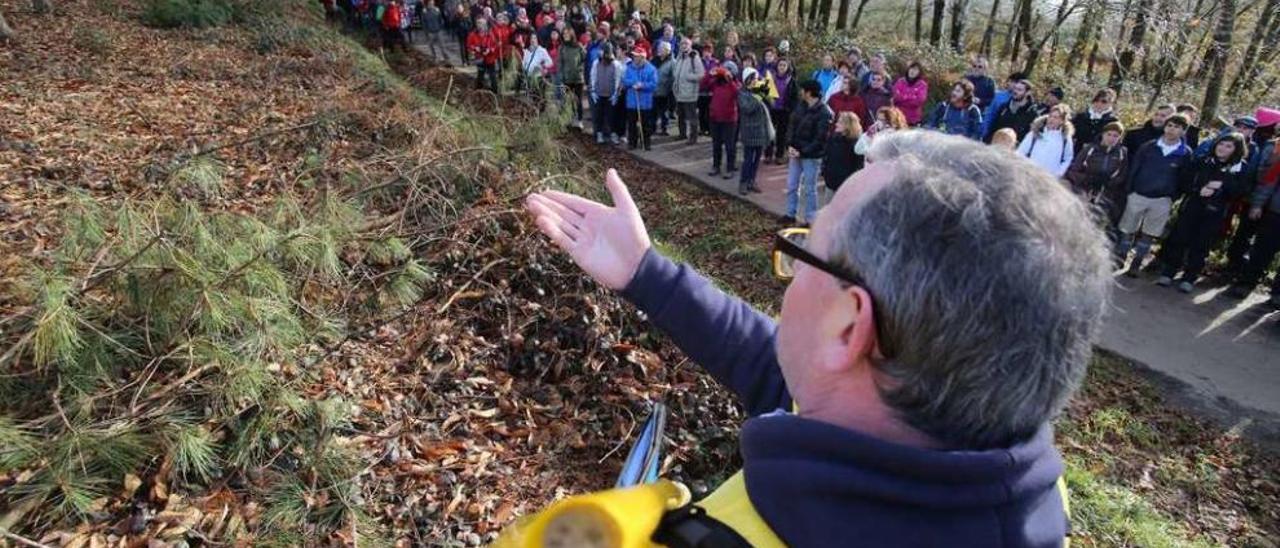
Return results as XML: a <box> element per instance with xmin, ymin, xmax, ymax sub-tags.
<box><xmin>0</xmin><ymin>160</ymin><xmax>432</xmax><ymax>537</ymax></box>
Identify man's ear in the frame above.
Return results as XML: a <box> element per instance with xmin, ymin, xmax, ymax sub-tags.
<box><xmin>829</xmin><ymin>286</ymin><xmax>880</xmax><ymax>371</ymax></box>
<box><xmin>829</xmin><ymin>285</ymin><xmax>879</xmax><ymax>374</ymax></box>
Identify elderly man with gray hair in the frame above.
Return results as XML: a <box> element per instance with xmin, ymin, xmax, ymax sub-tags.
<box><xmin>524</xmin><ymin>131</ymin><xmax>1112</xmax><ymax>546</ymax></box>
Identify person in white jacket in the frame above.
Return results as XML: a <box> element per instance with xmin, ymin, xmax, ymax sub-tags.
<box><xmin>522</xmin><ymin>34</ymin><xmax>554</xmax><ymax>99</ymax></box>
<box><xmin>1017</xmin><ymin>104</ymin><xmax>1075</xmax><ymax>178</ymax></box>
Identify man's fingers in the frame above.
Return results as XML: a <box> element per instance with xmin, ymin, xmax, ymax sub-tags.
<box><xmin>542</xmin><ymin>190</ymin><xmax>605</xmax><ymax>216</ymax></box>
<box><xmin>604</xmin><ymin>168</ymin><xmax>639</xmax><ymax>215</ymax></box>
<box><xmin>528</xmin><ymin>193</ymin><xmax>584</xmax><ymax>227</ymax></box>
<box><xmin>534</xmin><ymin>215</ymin><xmax>578</xmax><ymax>251</ymax></box>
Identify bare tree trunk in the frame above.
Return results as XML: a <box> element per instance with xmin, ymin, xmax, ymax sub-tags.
<box><xmin>1110</xmin><ymin>0</ymin><xmax>1153</xmax><ymax>92</ymax></box>
<box><xmin>680</xmin><ymin>0</ymin><xmax>689</xmax><ymax>26</ymax></box>
<box><xmin>1086</xmin><ymin>40</ymin><xmax>1100</xmax><ymax>79</ymax></box>
<box><xmin>0</xmin><ymin>10</ymin><xmax>12</xmax><ymax>40</ymax></box>
<box><xmin>1229</xmin><ymin>0</ymin><xmax>1278</xmax><ymax>94</ymax></box>
<box><xmin>698</xmin><ymin>0</ymin><xmax>707</xmax><ymax>23</ymax></box>
<box><xmin>1201</xmin><ymin>0</ymin><xmax>1236</xmax><ymax>122</ymax></box>
<box><xmin>1011</xmin><ymin>0</ymin><xmax>1032</xmax><ymax>63</ymax></box>
<box><xmin>1065</xmin><ymin>0</ymin><xmax>1099</xmax><ymax>76</ymax></box>
<box><xmin>979</xmin><ymin>0</ymin><xmax>1003</xmax><ymax>57</ymax></box>
<box><xmin>818</xmin><ymin>0</ymin><xmax>835</xmax><ymax>29</ymax></box>
<box><xmin>1000</xmin><ymin>0</ymin><xmax>1021</xmax><ymax>60</ymax></box>
<box><xmin>763</xmin><ymin>0</ymin><xmax>773</xmax><ymax>20</ymax></box>
<box><xmin>930</xmin><ymin>0</ymin><xmax>946</xmax><ymax>46</ymax></box>
<box><xmin>849</xmin><ymin>0</ymin><xmax>872</xmax><ymax>31</ymax></box>
<box><xmin>915</xmin><ymin>0</ymin><xmax>924</xmax><ymax>42</ymax></box>
<box><xmin>797</xmin><ymin>0</ymin><xmax>807</xmax><ymax>26</ymax></box>
<box><xmin>1020</xmin><ymin>1</ymin><xmax>1081</xmax><ymax>77</ymax></box>
<box><xmin>836</xmin><ymin>0</ymin><xmax>852</xmax><ymax>28</ymax></box>
<box><xmin>949</xmin><ymin>0</ymin><xmax>970</xmax><ymax>52</ymax></box>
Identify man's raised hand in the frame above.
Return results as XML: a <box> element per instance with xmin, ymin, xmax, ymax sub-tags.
<box><xmin>524</xmin><ymin>169</ymin><xmax>652</xmax><ymax>291</ymax></box>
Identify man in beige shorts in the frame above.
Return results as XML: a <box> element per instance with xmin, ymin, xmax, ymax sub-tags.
<box><xmin>1114</xmin><ymin>114</ymin><xmax>1192</xmax><ymax>276</ymax></box>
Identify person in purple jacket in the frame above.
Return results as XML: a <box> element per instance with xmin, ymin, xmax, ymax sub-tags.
<box><xmin>524</xmin><ymin>130</ymin><xmax>1112</xmax><ymax>547</ymax></box>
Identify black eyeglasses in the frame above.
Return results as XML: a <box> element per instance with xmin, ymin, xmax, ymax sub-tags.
<box><xmin>771</xmin><ymin>227</ymin><xmax>891</xmax><ymax>355</ymax></box>
<box><xmin>771</xmin><ymin>228</ymin><xmax>866</xmax><ymax>287</ymax></box>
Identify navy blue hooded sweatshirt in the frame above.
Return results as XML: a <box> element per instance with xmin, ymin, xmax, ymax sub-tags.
<box><xmin>622</xmin><ymin>250</ymin><xmax>1070</xmax><ymax>547</ymax></box>
<box><xmin>1127</xmin><ymin>138</ymin><xmax>1192</xmax><ymax>199</ymax></box>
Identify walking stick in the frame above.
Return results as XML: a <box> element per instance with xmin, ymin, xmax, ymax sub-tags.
<box><xmin>632</xmin><ymin>86</ymin><xmax>645</xmax><ymax>147</ymax></box>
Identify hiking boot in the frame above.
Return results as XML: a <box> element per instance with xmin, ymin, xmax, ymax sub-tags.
<box><xmin>1225</xmin><ymin>285</ymin><xmax>1252</xmax><ymax>299</ymax></box>
<box><xmin>722</xmin><ymin>172</ymin><xmax>734</xmax><ymax>180</ymax></box>
<box><xmin>1177</xmin><ymin>281</ymin><xmax>1194</xmax><ymax>293</ymax></box>
<box><xmin>738</xmin><ymin>185</ymin><xmax>748</xmax><ymax>195</ymax></box>
<box><xmin>1155</xmin><ymin>275</ymin><xmax>1174</xmax><ymax>287</ymax></box>
<box><xmin>748</xmin><ymin>184</ymin><xmax>762</xmax><ymax>193</ymax></box>
<box><xmin>708</xmin><ymin>168</ymin><xmax>721</xmax><ymax>177</ymax></box>
<box><xmin>595</xmin><ymin>134</ymin><xmax>605</xmax><ymax>144</ymax></box>
<box><xmin>779</xmin><ymin>215</ymin><xmax>796</xmax><ymax>225</ymax></box>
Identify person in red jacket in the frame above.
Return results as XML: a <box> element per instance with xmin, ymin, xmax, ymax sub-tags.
<box><xmin>597</xmin><ymin>0</ymin><xmax>615</xmax><ymax>24</ymax></box>
<box><xmin>703</xmin><ymin>63</ymin><xmax>741</xmax><ymax>177</ymax></box>
<box><xmin>468</xmin><ymin>17</ymin><xmax>500</xmax><ymax>93</ymax></box>
<box><xmin>381</xmin><ymin>0</ymin><xmax>406</xmax><ymax>51</ymax></box>
<box><xmin>826</xmin><ymin>77</ymin><xmax>868</xmax><ymax>132</ymax></box>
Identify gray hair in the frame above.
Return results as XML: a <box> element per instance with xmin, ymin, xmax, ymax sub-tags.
<box><xmin>834</xmin><ymin>130</ymin><xmax>1112</xmax><ymax>449</ymax></box>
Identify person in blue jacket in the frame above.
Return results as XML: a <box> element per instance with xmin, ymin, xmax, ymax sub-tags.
<box><xmin>1114</xmin><ymin>114</ymin><xmax>1193</xmax><ymax>275</ymax></box>
<box><xmin>924</xmin><ymin>79</ymin><xmax>984</xmax><ymax>140</ymax></box>
<box><xmin>523</xmin><ymin>130</ymin><xmax>1112</xmax><ymax>547</ymax></box>
<box><xmin>621</xmin><ymin>47</ymin><xmax>658</xmax><ymax>150</ymax></box>
<box><xmin>811</xmin><ymin>53</ymin><xmax>839</xmax><ymax>97</ymax></box>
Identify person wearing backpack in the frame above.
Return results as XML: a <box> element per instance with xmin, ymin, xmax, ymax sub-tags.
<box><xmin>1157</xmin><ymin>132</ymin><xmax>1250</xmax><ymax>292</ymax></box>
<box><xmin>736</xmin><ymin>74</ymin><xmax>775</xmax><ymax>195</ymax></box>
<box><xmin>924</xmin><ymin>80</ymin><xmax>983</xmax><ymax>141</ymax></box>
<box><xmin>1065</xmin><ymin>121</ymin><xmax>1129</xmax><ymax>229</ymax></box>
<box><xmin>1016</xmin><ymin>104</ymin><xmax>1075</xmax><ymax>178</ymax></box>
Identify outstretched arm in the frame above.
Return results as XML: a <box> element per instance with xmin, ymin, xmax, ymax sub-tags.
<box><xmin>524</xmin><ymin>170</ymin><xmax>791</xmax><ymax>415</ymax></box>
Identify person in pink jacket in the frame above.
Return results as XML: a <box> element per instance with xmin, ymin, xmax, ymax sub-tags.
<box><xmin>892</xmin><ymin>61</ymin><xmax>929</xmax><ymax>126</ymax></box>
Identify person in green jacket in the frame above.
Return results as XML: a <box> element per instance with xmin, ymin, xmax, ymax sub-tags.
<box><xmin>558</xmin><ymin>28</ymin><xmax>588</xmax><ymax>128</ymax></box>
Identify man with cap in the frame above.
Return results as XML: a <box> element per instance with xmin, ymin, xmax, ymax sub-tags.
<box><xmin>621</xmin><ymin>46</ymin><xmax>659</xmax><ymax>150</ymax></box>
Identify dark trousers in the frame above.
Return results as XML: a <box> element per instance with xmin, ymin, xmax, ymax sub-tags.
<box><xmin>654</xmin><ymin>96</ymin><xmax>671</xmax><ymax>132</ymax></box>
<box><xmin>740</xmin><ymin>146</ymin><xmax>763</xmax><ymax>186</ymax></box>
<box><xmin>455</xmin><ymin>33</ymin><xmax>470</xmax><ymax>63</ymax></box>
<box><xmin>627</xmin><ymin>108</ymin><xmax>655</xmax><ymax>148</ymax></box>
<box><xmin>564</xmin><ymin>83</ymin><xmax>585</xmax><ymax>121</ymax></box>
<box><xmin>676</xmin><ymin>101</ymin><xmax>698</xmax><ymax>141</ymax></box>
<box><xmin>710</xmin><ymin>121</ymin><xmax>738</xmax><ymax>171</ymax></box>
<box><xmin>697</xmin><ymin>95</ymin><xmax>712</xmax><ymax>135</ymax></box>
<box><xmin>1235</xmin><ymin>211</ymin><xmax>1280</xmax><ymax>289</ymax></box>
<box><xmin>591</xmin><ymin>96</ymin><xmax>614</xmax><ymax>138</ymax></box>
<box><xmin>1226</xmin><ymin>212</ymin><xmax>1261</xmax><ymax>273</ymax></box>
<box><xmin>475</xmin><ymin>62</ymin><xmax>498</xmax><ymax>93</ymax></box>
<box><xmin>1159</xmin><ymin>203</ymin><xmax>1226</xmax><ymax>282</ymax></box>
<box><xmin>769</xmin><ymin>108</ymin><xmax>790</xmax><ymax>160</ymax></box>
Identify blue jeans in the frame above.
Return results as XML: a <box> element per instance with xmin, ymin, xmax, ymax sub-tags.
<box><xmin>740</xmin><ymin>146</ymin><xmax>763</xmax><ymax>186</ymax></box>
<box><xmin>786</xmin><ymin>157</ymin><xmax>821</xmax><ymax>222</ymax></box>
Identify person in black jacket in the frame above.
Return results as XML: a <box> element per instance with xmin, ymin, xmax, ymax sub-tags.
<box><xmin>985</xmin><ymin>79</ymin><xmax>1040</xmax><ymax>142</ymax></box>
<box><xmin>1156</xmin><ymin>132</ymin><xmax>1249</xmax><ymax>292</ymax></box>
<box><xmin>783</xmin><ymin>80</ymin><xmax>833</xmax><ymax>226</ymax></box>
<box><xmin>1070</xmin><ymin>88</ymin><xmax>1118</xmax><ymax>153</ymax></box>
<box><xmin>1124</xmin><ymin>104</ymin><xmax>1175</xmax><ymax>156</ymax></box>
<box><xmin>822</xmin><ymin>112</ymin><xmax>864</xmax><ymax>203</ymax></box>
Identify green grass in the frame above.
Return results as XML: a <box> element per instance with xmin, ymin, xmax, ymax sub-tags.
<box><xmin>1064</xmin><ymin>457</ymin><xmax>1215</xmax><ymax>548</ymax></box>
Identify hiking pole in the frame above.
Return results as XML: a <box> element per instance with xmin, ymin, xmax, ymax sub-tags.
<box><xmin>632</xmin><ymin>86</ymin><xmax>645</xmax><ymax>148</ymax></box>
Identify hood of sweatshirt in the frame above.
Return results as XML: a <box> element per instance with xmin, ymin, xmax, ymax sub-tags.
<box><xmin>740</xmin><ymin>413</ymin><xmax>1068</xmax><ymax>547</ymax></box>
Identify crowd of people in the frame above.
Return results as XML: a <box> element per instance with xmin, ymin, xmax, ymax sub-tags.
<box><xmin>322</xmin><ymin>0</ymin><xmax>1280</xmax><ymax>305</ymax></box>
